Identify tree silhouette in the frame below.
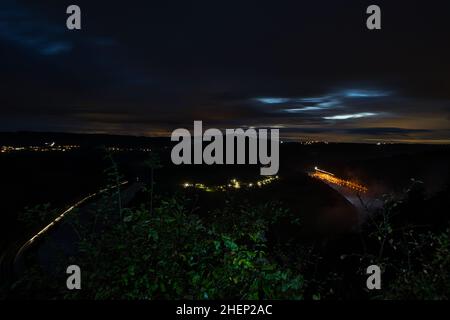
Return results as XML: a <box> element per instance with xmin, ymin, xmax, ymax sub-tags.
<box><xmin>104</xmin><ymin>150</ymin><xmax>124</xmax><ymax>219</ymax></box>
<box><xmin>144</xmin><ymin>152</ymin><xmax>162</xmax><ymax>216</ymax></box>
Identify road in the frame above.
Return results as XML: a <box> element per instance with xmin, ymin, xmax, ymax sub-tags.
<box><xmin>309</xmin><ymin>167</ymin><xmax>383</xmax><ymax>222</ymax></box>
<box><xmin>11</xmin><ymin>181</ymin><xmax>143</xmax><ymax>275</ymax></box>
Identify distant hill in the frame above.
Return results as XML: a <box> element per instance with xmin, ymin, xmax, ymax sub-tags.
<box><xmin>0</xmin><ymin>131</ymin><xmax>171</xmax><ymax>148</ymax></box>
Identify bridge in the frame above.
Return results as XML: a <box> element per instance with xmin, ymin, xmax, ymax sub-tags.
<box><xmin>309</xmin><ymin>167</ymin><xmax>368</xmax><ymax>194</ymax></box>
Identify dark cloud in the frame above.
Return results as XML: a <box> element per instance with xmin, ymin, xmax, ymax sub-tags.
<box><xmin>345</xmin><ymin>127</ymin><xmax>432</xmax><ymax>136</ymax></box>
<box><xmin>0</xmin><ymin>0</ymin><xmax>449</xmax><ymax>142</ymax></box>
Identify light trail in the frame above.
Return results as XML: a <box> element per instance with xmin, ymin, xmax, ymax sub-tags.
<box><xmin>13</xmin><ymin>181</ymin><xmax>129</xmax><ymax>266</ymax></box>
<box><xmin>310</xmin><ymin>167</ymin><xmax>368</xmax><ymax>194</ymax></box>
<box><xmin>314</xmin><ymin>166</ymin><xmax>335</xmax><ymax>176</ymax></box>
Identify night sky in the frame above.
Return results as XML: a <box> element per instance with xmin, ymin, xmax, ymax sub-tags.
<box><xmin>1</xmin><ymin>0</ymin><xmax>450</xmax><ymax>143</ymax></box>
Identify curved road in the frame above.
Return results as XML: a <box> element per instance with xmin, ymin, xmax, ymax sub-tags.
<box><xmin>9</xmin><ymin>181</ymin><xmax>143</xmax><ymax>275</ymax></box>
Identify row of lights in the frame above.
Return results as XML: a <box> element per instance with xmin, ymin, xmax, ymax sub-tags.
<box><xmin>299</xmin><ymin>140</ymin><xmax>329</xmax><ymax>145</ymax></box>
<box><xmin>309</xmin><ymin>170</ymin><xmax>368</xmax><ymax>193</ymax></box>
<box><xmin>182</xmin><ymin>176</ymin><xmax>279</xmax><ymax>192</ymax></box>
<box><xmin>0</xmin><ymin>144</ymin><xmax>80</xmax><ymax>153</ymax></box>
<box><xmin>0</xmin><ymin>144</ymin><xmax>152</xmax><ymax>154</ymax></box>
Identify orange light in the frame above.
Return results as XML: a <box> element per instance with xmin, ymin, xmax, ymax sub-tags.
<box><xmin>310</xmin><ymin>171</ymin><xmax>368</xmax><ymax>193</ymax></box>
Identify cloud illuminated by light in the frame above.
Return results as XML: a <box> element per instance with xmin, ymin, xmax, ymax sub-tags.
<box><xmin>324</xmin><ymin>112</ymin><xmax>377</xmax><ymax>120</ymax></box>
<box><xmin>344</xmin><ymin>90</ymin><xmax>389</xmax><ymax>98</ymax></box>
<box><xmin>297</xmin><ymin>97</ymin><xmax>327</xmax><ymax>103</ymax></box>
<box><xmin>284</xmin><ymin>106</ymin><xmax>323</xmax><ymax>113</ymax></box>
<box><xmin>256</xmin><ymin>98</ymin><xmax>291</xmax><ymax>104</ymax></box>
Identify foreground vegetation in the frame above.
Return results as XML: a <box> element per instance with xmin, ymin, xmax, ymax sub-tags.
<box><xmin>2</xmin><ymin>157</ymin><xmax>449</xmax><ymax>300</ymax></box>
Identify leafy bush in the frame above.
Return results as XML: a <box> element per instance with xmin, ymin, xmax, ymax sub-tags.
<box><xmin>61</xmin><ymin>196</ymin><xmax>305</xmax><ymax>299</ymax></box>
<box><xmin>359</xmin><ymin>180</ymin><xmax>450</xmax><ymax>299</ymax></box>
<box><xmin>8</xmin><ymin>179</ymin><xmax>450</xmax><ymax>300</ymax></box>
<box><xmin>17</xmin><ymin>203</ymin><xmax>56</xmax><ymax>231</ymax></box>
